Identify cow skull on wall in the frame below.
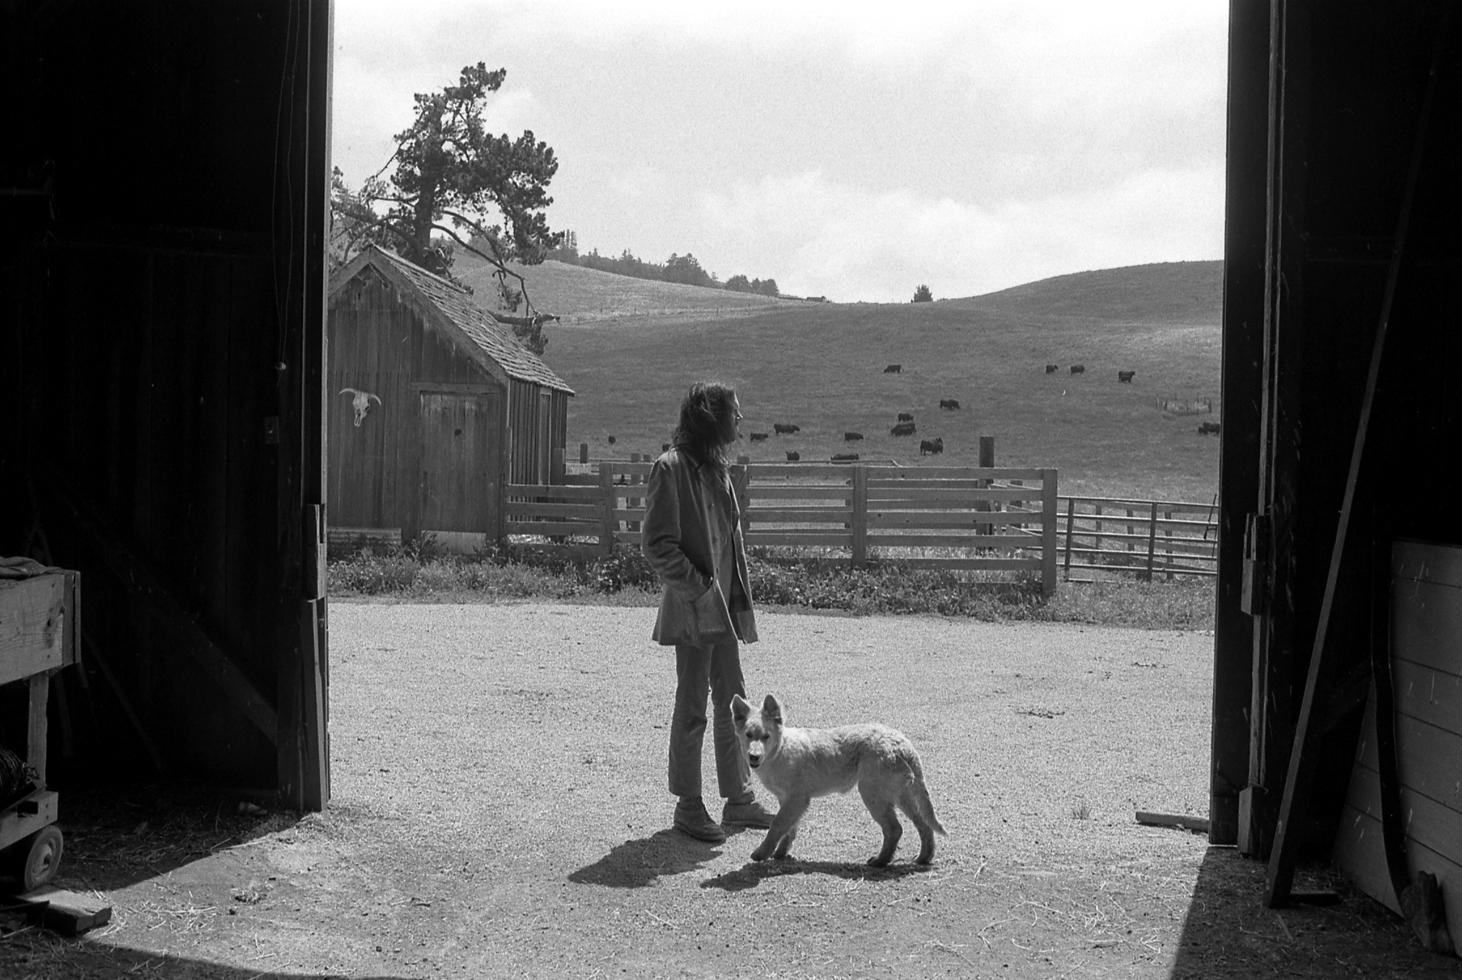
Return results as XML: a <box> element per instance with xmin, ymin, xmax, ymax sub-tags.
<box><xmin>339</xmin><ymin>387</ymin><xmax>382</xmax><ymax>427</ymax></box>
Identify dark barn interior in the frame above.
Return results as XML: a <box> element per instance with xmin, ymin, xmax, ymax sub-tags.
<box><xmin>0</xmin><ymin>0</ymin><xmax>1458</xmax><ymax>962</ymax></box>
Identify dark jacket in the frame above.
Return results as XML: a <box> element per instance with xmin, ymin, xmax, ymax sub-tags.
<box><xmin>641</xmin><ymin>447</ymin><xmax>758</xmax><ymax>645</ymax></box>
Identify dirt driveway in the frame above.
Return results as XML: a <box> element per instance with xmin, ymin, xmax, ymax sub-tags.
<box><xmin>2</xmin><ymin>602</ymin><xmax>1457</xmax><ymax>978</ymax></box>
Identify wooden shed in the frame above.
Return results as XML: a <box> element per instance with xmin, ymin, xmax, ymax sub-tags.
<box><xmin>327</xmin><ymin>245</ymin><xmax>574</xmax><ymax>548</ymax></box>
<box><xmin>1212</xmin><ymin>0</ymin><xmax>1461</xmax><ymax>955</ymax></box>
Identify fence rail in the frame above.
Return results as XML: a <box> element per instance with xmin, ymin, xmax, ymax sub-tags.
<box><xmin>505</xmin><ymin>463</ymin><xmax>1220</xmax><ymax>591</ymax></box>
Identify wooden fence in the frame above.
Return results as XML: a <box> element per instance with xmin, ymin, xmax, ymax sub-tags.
<box><xmin>1058</xmin><ymin>495</ymin><xmax>1220</xmax><ymax>582</ymax></box>
<box><xmin>506</xmin><ymin>461</ymin><xmax>1060</xmax><ymax>596</ymax></box>
<box><xmin>505</xmin><ymin>463</ymin><xmax>1221</xmax><ymax>590</ymax></box>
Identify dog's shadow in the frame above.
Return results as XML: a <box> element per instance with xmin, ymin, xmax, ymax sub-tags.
<box><xmin>700</xmin><ymin>857</ymin><xmax>932</xmax><ymax>892</ymax></box>
<box><xmin>568</xmin><ymin>829</ymin><xmax>723</xmax><ymax>888</ymax></box>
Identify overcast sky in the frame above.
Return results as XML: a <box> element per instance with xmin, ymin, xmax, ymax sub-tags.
<box><xmin>332</xmin><ymin>1</ymin><xmax>1229</xmax><ymax>303</ymax></box>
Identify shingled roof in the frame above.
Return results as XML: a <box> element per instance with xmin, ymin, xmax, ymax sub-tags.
<box><xmin>331</xmin><ymin>245</ymin><xmax>573</xmax><ymax>394</ymax></box>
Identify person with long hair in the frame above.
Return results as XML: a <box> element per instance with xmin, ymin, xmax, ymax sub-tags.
<box><xmin>641</xmin><ymin>381</ymin><xmax>773</xmax><ymax>841</ymax></box>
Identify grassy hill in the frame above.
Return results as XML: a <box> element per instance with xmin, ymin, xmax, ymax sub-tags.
<box><xmin>461</xmin><ymin>257</ymin><xmax>1225</xmax><ymax>502</ymax></box>
<box><xmin>454</xmin><ymin>253</ymin><xmax>808</xmax><ymax>324</ymax></box>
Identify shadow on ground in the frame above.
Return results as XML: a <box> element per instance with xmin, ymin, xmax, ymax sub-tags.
<box><xmin>700</xmin><ymin>856</ymin><xmax>931</xmax><ymax>892</ymax></box>
<box><xmin>1169</xmin><ymin>847</ymin><xmax>1461</xmax><ymax>979</ymax></box>
<box><xmin>0</xmin><ymin>934</ymin><xmax>408</xmax><ymax>980</ymax></box>
<box><xmin>0</xmin><ymin>784</ymin><xmax>304</xmax><ymax>895</ymax></box>
<box><xmin>568</xmin><ymin>829</ymin><xmax>723</xmax><ymax>888</ymax></box>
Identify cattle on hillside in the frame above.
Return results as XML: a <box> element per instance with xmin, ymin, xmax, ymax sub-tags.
<box><xmin>890</xmin><ymin>421</ymin><xmax>916</xmax><ymax>437</ymax></box>
<box><xmin>1045</xmin><ymin>364</ymin><xmax>1059</xmax><ymax>373</ymax></box>
<box><xmin>1070</xmin><ymin>365</ymin><xmax>1085</xmax><ymax>375</ymax></box>
<box><xmin>896</xmin><ymin>412</ymin><xmax>913</xmax><ymax>422</ymax></box>
<box><xmin>773</xmin><ymin>422</ymin><xmax>800</xmax><ymax>435</ymax></box>
<box><xmin>919</xmin><ymin>437</ymin><xmax>944</xmax><ymax>455</ymax></box>
<box><xmin>785</xmin><ymin>451</ymin><xmax>800</xmax><ymax>461</ymax></box>
<box><xmin>883</xmin><ymin>364</ymin><xmax>902</xmax><ymax>373</ymax></box>
<box><xmin>1198</xmin><ymin>421</ymin><xmax>1222</xmax><ymax>435</ymax></box>
<box><xmin>939</xmin><ymin>398</ymin><xmax>961</xmax><ymax>410</ymax></box>
<box><xmin>749</xmin><ymin>432</ymin><xmax>769</xmax><ymax>441</ymax></box>
<box><xmin>1118</xmin><ymin>370</ymin><xmax>1136</xmax><ymax>383</ymax></box>
<box><xmin>844</xmin><ymin>431</ymin><xmax>864</xmax><ymax>442</ymax></box>
<box><xmin>831</xmin><ymin>452</ymin><xmax>860</xmax><ymax>462</ymax></box>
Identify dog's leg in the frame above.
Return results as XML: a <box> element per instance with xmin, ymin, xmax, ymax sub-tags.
<box><xmin>751</xmin><ymin>796</ymin><xmax>810</xmax><ymax>862</ymax></box>
<box><xmin>901</xmin><ymin>792</ymin><xmax>938</xmax><ymax>864</ymax></box>
<box><xmin>859</xmin><ymin>783</ymin><xmax>902</xmax><ymax>867</ymax></box>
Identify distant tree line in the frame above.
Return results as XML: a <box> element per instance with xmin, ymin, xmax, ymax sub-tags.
<box><xmin>548</xmin><ymin>234</ymin><xmax>779</xmax><ymax>296</ymax></box>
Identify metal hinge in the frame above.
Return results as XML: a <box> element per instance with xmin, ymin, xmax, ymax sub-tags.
<box><xmin>1240</xmin><ymin>513</ymin><xmax>1270</xmax><ymax>616</ymax></box>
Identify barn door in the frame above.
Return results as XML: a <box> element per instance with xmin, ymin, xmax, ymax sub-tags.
<box><xmin>417</xmin><ymin>391</ymin><xmax>501</xmax><ymax>534</ymax></box>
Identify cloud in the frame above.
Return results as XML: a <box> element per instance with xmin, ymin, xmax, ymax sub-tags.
<box><xmin>698</xmin><ymin>166</ymin><xmax>1222</xmax><ymax>302</ymax></box>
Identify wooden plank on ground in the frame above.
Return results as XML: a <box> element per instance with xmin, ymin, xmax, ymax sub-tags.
<box><xmin>16</xmin><ymin>887</ymin><xmax>112</xmax><ymax>936</ymax></box>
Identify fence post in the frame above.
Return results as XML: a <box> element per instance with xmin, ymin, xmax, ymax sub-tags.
<box><xmin>976</xmin><ymin>436</ymin><xmax>995</xmax><ymax>535</ymax></box>
<box><xmin>1144</xmin><ymin>500</ymin><xmax>1159</xmax><ymax>581</ymax></box>
<box><xmin>1063</xmin><ymin>497</ymin><xmax>1076</xmax><ymax>581</ymax></box>
<box><xmin>1165</xmin><ymin>508</ymin><xmax>1174</xmax><ymax>581</ymax></box>
<box><xmin>598</xmin><ymin>464</ymin><xmax>616</xmax><ymax>557</ymax></box>
<box><xmin>1041</xmin><ymin>470</ymin><xmax>1058</xmax><ymax>596</ymax></box>
<box><xmin>851</xmin><ymin>464</ymin><xmax>868</xmax><ymax>566</ymax></box>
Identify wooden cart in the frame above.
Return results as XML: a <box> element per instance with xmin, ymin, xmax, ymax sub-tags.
<box><xmin>0</xmin><ymin>567</ymin><xmax>79</xmax><ymax>892</ymax></box>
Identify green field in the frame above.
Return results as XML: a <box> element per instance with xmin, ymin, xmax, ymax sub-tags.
<box><xmin>459</xmin><ymin>255</ymin><xmax>1224</xmax><ymax>503</ymax></box>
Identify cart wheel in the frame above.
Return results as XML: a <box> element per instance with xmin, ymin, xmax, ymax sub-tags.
<box><xmin>19</xmin><ymin>826</ymin><xmax>63</xmax><ymax>892</ymax></box>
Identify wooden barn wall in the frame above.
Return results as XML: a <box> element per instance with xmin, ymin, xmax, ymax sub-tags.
<box><xmin>1</xmin><ymin>0</ymin><xmax>332</xmax><ymax>802</ymax></box>
<box><xmin>1232</xmin><ymin>0</ymin><xmax>1462</xmax><ymax>862</ymax></box>
<box><xmin>1335</xmin><ymin>542</ymin><xmax>1462</xmax><ymax>943</ymax></box>
<box><xmin>506</xmin><ymin>379</ymin><xmax>564</xmax><ymax>487</ymax></box>
<box><xmin>328</xmin><ymin>272</ymin><xmax>508</xmax><ymax>539</ymax></box>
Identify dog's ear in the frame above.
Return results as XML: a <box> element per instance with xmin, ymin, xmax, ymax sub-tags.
<box><xmin>731</xmin><ymin>693</ymin><xmax>751</xmax><ymax>723</ymax></box>
<box><xmin>762</xmin><ymin>693</ymin><xmax>784</xmax><ymax>725</ymax></box>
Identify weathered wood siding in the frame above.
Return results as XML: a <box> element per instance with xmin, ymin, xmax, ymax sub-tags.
<box><xmin>1334</xmin><ymin>540</ymin><xmax>1462</xmax><ymax>942</ymax></box>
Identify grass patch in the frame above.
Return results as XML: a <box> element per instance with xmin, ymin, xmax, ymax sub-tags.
<box><xmin>329</xmin><ymin>538</ymin><xmax>1214</xmax><ymax>629</ymax></box>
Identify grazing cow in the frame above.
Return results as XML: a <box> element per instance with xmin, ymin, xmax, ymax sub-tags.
<box><xmin>844</xmin><ymin>431</ymin><xmax>864</xmax><ymax>442</ymax></box>
<box><xmin>773</xmin><ymin>422</ymin><xmax>800</xmax><ymax>435</ymax></box>
<box><xmin>919</xmin><ymin>437</ymin><xmax>945</xmax><ymax>456</ymax></box>
<box><xmin>831</xmin><ymin>452</ymin><xmax>860</xmax><ymax>462</ymax></box>
<box><xmin>749</xmin><ymin>432</ymin><xmax>769</xmax><ymax>442</ymax></box>
<box><xmin>607</xmin><ymin>435</ymin><xmax>617</xmax><ymax>444</ymax></box>
<box><xmin>939</xmin><ymin>398</ymin><xmax>961</xmax><ymax>410</ymax></box>
<box><xmin>1118</xmin><ymin>370</ymin><xmax>1135</xmax><ymax>383</ymax></box>
<box><xmin>785</xmin><ymin>451</ymin><xmax>800</xmax><ymax>462</ymax></box>
<box><xmin>1069</xmin><ymin>365</ymin><xmax>1085</xmax><ymax>375</ymax></box>
<box><xmin>1198</xmin><ymin>421</ymin><xmax>1222</xmax><ymax>435</ymax></box>
<box><xmin>896</xmin><ymin>412</ymin><xmax>914</xmax><ymax>422</ymax></box>
<box><xmin>890</xmin><ymin>421</ymin><xmax>917</xmax><ymax>437</ymax></box>
<box><xmin>1045</xmin><ymin>364</ymin><xmax>1059</xmax><ymax>374</ymax></box>
<box><xmin>884</xmin><ymin>364</ymin><xmax>902</xmax><ymax>373</ymax></box>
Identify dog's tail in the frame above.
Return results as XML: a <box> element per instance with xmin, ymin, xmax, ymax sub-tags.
<box><xmin>910</xmin><ymin>758</ymin><xmax>947</xmax><ymax>836</ymax></box>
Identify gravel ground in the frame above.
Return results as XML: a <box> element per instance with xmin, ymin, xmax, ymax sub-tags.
<box><xmin>2</xmin><ymin>601</ymin><xmax>1456</xmax><ymax>979</ymax></box>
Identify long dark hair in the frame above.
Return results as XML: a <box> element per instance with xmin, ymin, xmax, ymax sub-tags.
<box><xmin>671</xmin><ymin>381</ymin><xmax>736</xmax><ymax>470</ymax></box>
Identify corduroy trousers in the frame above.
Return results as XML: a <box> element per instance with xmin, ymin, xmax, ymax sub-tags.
<box><xmin>668</xmin><ymin>638</ymin><xmax>753</xmax><ymax>802</ymax></box>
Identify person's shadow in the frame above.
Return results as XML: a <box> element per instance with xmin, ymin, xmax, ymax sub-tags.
<box><xmin>568</xmin><ymin>829</ymin><xmax>723</xmax><ymax>888</ymax></box>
